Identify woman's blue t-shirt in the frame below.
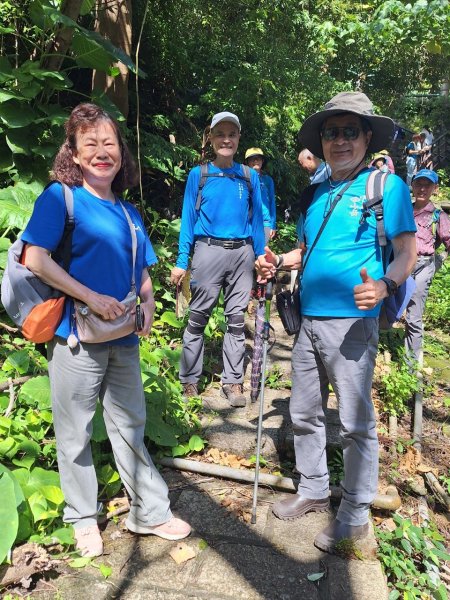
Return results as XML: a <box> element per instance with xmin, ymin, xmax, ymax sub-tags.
<box><xmin>21</xmin><ymin>183</ymin><xmax>156</xmax><ymax>345</ymax></box>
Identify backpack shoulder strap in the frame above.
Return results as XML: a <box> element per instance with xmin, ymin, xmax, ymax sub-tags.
<box><xmin>299</xmin><ymin>183</ymin><xmax>320</xmax><ymax>216</ymax></box>
<box><xmin>241</xmin><ymin>164</ymin><xmax>253</xmax><ymax>219</ymax></box>
<box><xmin>195</xmin><ymin>162</ymin><xmax>210</xmax><ymax>211</ymax></box>
<box><xmin>363</xmin><ymin>170</ymin><xmax>389</xmax><ymax>248</ymax></box>
<box><xmin>431</xmin><ymin>208</ymin><xmax>441</xmax><ymax>237</ymax></box>
<box><xmin>46</xmin><ymin>181</ymin><xmax>75</xmax><ymax>272</ymax></box>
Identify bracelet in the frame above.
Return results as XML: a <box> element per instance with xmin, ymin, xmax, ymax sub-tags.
<box><xmin>276</xmin><ymin>254</ymin><xmax>284</xmax><ymax>269</ymax></box>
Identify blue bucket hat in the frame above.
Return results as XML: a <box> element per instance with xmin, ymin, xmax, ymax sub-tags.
<box><xmin>412</xmin><ymin>169</ymin><xmax>438</xmax><ymax>184</ymax></box>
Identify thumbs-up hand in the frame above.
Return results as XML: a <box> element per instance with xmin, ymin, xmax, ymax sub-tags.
<box><xmin>353</xmin><ymin>268</ymin><xmax>387</xmax><ymax>310</ymax></box>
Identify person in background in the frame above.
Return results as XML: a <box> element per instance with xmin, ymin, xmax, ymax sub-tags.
<box><xmin>405</xmin><ymin>169</ymin><xmax>450</xmax><ymax>364</ymax></box>
<box><xmin>245</xmin><ymin>147</ymin><xmax>276</xmax><ymax>242</ymax></box>
<box><xmin>421</xmin><ymin>126</ymin><xmax>434</xmax><ymax>147</ymax></box>
<box><xmin>419</xmin><ymin>130</ymin><xmax>433</xmax><ymax>170</ymax></box>
<box><xmin>373</xmin><ymin>156</ymin><xmax>390</xmax><ymax>173</ymax></box>
<box><xmin>406</xmin><ymin>133</ymin><xmax>422</xmax><ymax>186</ymax></box>
<box><xmin>170</xmin><ymin>112</ymin><xmax>265</xmax><ymax>408</ymax></box>
<box><xmin>256</xmin><ymin>91</ymin><xmax>416</xmax><ymax>554</ymax></box>
<box><xmin>21</xmin><ymin>103</ymin><xmax>191</xmax><ymax>557</ymax></box>
<box><xmin>297</xmin><ymin>148</ymin><xmax>331</xmax><ymax>184</ymax></box>
<box><xmin>368</xmin><ymin>149</ymin><xmax>395</xmax><ymax>174</ymax></box>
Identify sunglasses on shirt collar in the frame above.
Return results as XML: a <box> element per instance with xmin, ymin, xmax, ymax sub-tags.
<box><xmin>320</xmin><ymin>126</ymin><xmax>361</xmax><ymax>141</ymax></box>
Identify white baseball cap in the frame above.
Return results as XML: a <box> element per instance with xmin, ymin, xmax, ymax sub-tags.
<box><xmin>210</xmin><ymin>111</ymin><xmax>241</xmax><ymax>131</ymax></box>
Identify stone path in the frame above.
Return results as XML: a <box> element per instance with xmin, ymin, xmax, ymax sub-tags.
<box><xmin>32</xmin><ymin>311</ymin><xmax>389</xmax><ymax>600</ymax></box>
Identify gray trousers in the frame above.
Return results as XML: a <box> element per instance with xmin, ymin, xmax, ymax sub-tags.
<box><xmin>405</xmin><ymin>256</ymin><xmax>435</xmax><ymax>364</ymax></box>
<box><xmin>290</xmin><ymin>317</ymin><xmax>379</xmax><ymax>526</ymax></box>
<box><xmin>180</xmin><ymin>241</ymin><xmax>254</xmax><ymax>384</ymax></box>
<box><xmin>48</xmin><ymin>338</ymin><xmax>172</xmax><ymax>529</ymax></box>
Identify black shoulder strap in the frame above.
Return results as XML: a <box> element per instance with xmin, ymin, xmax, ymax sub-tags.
<box><xmin>195</xmin><ymin>163</ymin><xmax>210</xmax><ymax>211</ymax></box>
<box><xmin>299</xmin><ymin>183</ymin><xmax>320</xmax><ymax>216</ymax></box>
<box><xmin>241</xmin><ymin>164</ymin><xmax>253</xmax><ymax>219</ymax></box>
<box><xmin>302</xmin><ymin>179</ymin><xmax>354</xmax><ymax>274</ymax></box>
<box><xmin>47</xmin><ymin>181</ymin><xmax>75</xmax><ymax>272</ymax></box>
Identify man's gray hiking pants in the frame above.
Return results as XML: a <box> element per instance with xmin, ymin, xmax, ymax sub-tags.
<box><xmin>405</xmin><ymin>255</ymin><xmax>435</xmax><ymax>364</ymax></box>
<box><xmin>180</xmin><ymin>240</ymin><xmax>254</xmax><ymax>385</ymax></box>
<box><xmin>290</xmin><ymin>316</ymin><xmax>379</xmax><ymax>526</ymax></box>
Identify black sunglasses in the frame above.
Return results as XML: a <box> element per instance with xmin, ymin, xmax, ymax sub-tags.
<box><xmin>321</xmin><ymin>126</ymin><xmax>361</xmax><ymax>141</ymax></box>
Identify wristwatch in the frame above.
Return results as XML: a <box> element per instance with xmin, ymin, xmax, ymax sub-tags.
<box><xmin>380</xmin><ymin>276</ymin><xmax>398</xmax><ymax>296</ymax></box>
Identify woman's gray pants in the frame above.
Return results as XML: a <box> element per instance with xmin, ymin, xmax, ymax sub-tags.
<box><xmin>48</xmin><ymin>339</ymin><xmax>172</xmax><ymax>529</ymax></box>
<box><xmin>180</xmin><ymin>241</ymin><xmax>254</xmax><ymax>385</ymax></box>
<box><xmin>290</xmin><ymin>316</ymin><xmax>379</xmax><ymax>526</ymax></box>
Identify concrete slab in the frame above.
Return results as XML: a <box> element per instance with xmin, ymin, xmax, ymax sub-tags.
<box><xmin>188</xmin><ymin>542</ymin><xmax>320</xmax><ymax>600</ymax></box>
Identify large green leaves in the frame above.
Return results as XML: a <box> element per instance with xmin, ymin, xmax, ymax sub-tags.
<box><xmin>0</xmin><ymin>472</ymin><xmax>19</xmax><ymax>563</ymax></box>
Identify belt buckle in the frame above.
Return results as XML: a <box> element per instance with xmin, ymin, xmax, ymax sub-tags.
<box><xmin>223</xmin><ymin>240</ymin><xmax>234</xmax><ymax>249</ymax></box>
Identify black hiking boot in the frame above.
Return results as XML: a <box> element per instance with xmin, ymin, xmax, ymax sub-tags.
<box><xmin>221</xmin><ymin>383</ymin><xmax>246</xmax><ymax>407</ymax></box>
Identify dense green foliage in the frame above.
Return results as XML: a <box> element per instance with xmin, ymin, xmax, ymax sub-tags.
<box><xmin>377</xmin><ymin>514</ymin><xmax>450</xmax><ymax>600</ymax></box>
<box><xmin>0</xmin><ymin>0</ymin><xmax>449</xmax><ymax>588</ymax></box>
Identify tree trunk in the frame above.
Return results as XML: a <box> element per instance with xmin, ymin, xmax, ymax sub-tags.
<box><xmin>43</xmin><ymin>0</ymin><xmax>84</xmax><ymax>72</ymax></box>
<box><xmin>92</xmin><ymin>0</ymin><xmax>132</xmax><ymax>118</ymax></box>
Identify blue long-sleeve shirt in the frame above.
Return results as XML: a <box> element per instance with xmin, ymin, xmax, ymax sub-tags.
<box><xmin>175</xmin><ymin>162</ymin><xmax>266</xmax><ymax>270</ymax></box>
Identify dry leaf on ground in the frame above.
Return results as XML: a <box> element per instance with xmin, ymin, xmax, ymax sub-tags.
<box><xmin>169</xmin><ymin>542</ymin><xmax>196</xmax><ymax>564</ymax></box>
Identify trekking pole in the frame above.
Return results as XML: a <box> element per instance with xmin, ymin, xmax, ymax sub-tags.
<box><xmin>251</xmin><ymin>279</ymin><xmax>273</xmax><ymax>525</ymax></box>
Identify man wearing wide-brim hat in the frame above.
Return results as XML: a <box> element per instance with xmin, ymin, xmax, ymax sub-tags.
<box><xmin>256</xmin><ymin>92</ymin><xmax>417</xmax><ymax>553</ymax></box>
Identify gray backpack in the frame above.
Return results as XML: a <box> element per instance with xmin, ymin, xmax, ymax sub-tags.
<box><xmin>1</xmin><ymin>182</ymin><xmax>74</xmax><ymax>342</ymax></box>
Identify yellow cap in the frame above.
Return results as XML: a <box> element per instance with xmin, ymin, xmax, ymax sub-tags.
<box><xmin>245</xmin><ymin>147</ymin><xmax>265</xmax><ymax>161</ymax></box>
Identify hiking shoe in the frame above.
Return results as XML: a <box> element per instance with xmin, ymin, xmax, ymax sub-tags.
<box><xmin>182</xmin><ymin>383</ymin><xmax>198</xmax><ymax>398</ymax></box>
<box><xmin>125</xmin><ymin>516</ymin><xmax>191</xmax><ymax>541</ymax></box>
<box><xmin>272</xmin><ymin>495</ymin><xmax>330</xmax><ymax>520</ymax></box>
<box><xmin>221</xmin><ymin>383</ymin><xmax>246</xmax><ymax>407</ymax></box>
<box><xmin>73</xmin><ymin>524</ymin><xmax>103</xmax><ymax>557</ymax></box>
<box><xmin>314</xmin><ymin>518</ymin><xmax>369</xmax><ymax>554</ymax></box>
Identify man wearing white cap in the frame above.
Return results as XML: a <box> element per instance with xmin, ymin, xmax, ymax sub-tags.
<box><xmin>256</xmin><ymin>92</ymin><xmax>417</xmax><ymax>552</ymax></box>
<box><xmin>171</xmin><ymin>112</ymin><xmax>265</xmax><ymax>407</ymax></box>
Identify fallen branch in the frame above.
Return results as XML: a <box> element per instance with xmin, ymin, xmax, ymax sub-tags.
<box><xmin>4</xmin><ymin>378</ymin><xmax>15</xmax><ymax>417</ymax></box>
<box><xmin>0</xmin><ymin>321</ymin><xmax>18</xmax><ymax>333</ymax></box>
<box><xmin>0</xmin><ymin>375</ymin><xmax>33</xmax><ymax>392</ymax></box>
<box><xmin>424</xmin><ymin>472</ymin><xmax>450</xmax><ymax>512</ymax></box>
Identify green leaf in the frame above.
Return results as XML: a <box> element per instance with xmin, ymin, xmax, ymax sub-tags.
<box><xmin>45</xmin><ymin>526</ymin><xmax>74</xmax><ymax>546</ymax></box>
<box><xmin>307</xmin><ymin>572</ymin><xmax>325</xmax><ymax>582</ymax></box>
<box><xmin>80</xmin><ymin>0</ymin><xmax>96</xmax><ymax>16</ymax></box>
<box><xmin>69</xmin><ymin>556</ymin><xmax>92</xmax><ymax>568</ymax></box>
<box><xmin>40</xmin><ymin>485</ymin><xmax>65</xmax><ymax>506</ymax></box>
<box><xmin>0</xmin><ymin>472</ymin><xmax>19</xmax><ymax>563</ymax></box>
<box><xmin>400</xmin><ymin>538</ymin><xmax>412</xmax><ymax>554</ymax></box>
<box><xmin>172</xmin><ymin>444</ymin><xmax>189</xmax><ymax>457</ymax></box>
<box><xmin>19</xmin><ymin>376</ymin><xmax>51</xmax><ymax>409</ymax></box>
<box><xmin>188</xmin><ymin>435</ymin><xmax>205</xmax><ymax>452</ymax></box>
<box><xmin>160</xmin><ymin>311</ymin><xmax>184</xmax><ymax>328</ymax></box>
<box><xmin>98</xmin><ymin>563</ymin><xmax>112</xmax><ymax>578</ymax></box>
<box><xmin>17</xmin><ymin>439</ymin><xmax>42</xmax><ymax>458</ymax></box>
<box><xmin>5</xmin><ymin>128</ymin><xmax>33</xmax><ymax>155</ymax></box>
<box><xmin>92</xmin><ymin>401</ymin><xmax>108</xmax><ymax>443</ymax></box>
<box><xmin>0</xmin><ymin>100</ymin><xmax>36</xmax><ymax>128</ymax></box>
<box><xmin>2</xmin><ymin>350</ymin><xmax>30</xmax><ymax>375</ymax></box>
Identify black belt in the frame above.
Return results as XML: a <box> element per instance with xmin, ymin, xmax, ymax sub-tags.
<box><xmin>197</xmin><ymin>237</ymin><xmax>252</xmax><ymax>249</ymax></box>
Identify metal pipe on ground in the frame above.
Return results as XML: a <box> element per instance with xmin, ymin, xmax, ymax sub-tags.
<box><xmin>413</xmin><ymin>370</ymin><xmax>424</xmax><ymax>452</ymax></box>
<box><xmin>157</xmin><ymin>456</ymin><xmax>402</xmax><ymax>511</ymax></box>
